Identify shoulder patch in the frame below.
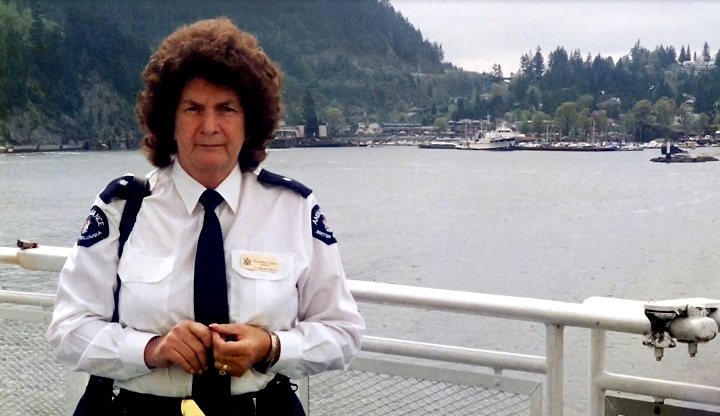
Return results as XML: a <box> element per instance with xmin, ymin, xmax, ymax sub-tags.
<box><xmin>99</xmin><ymin>175</ymin><xmax>150</xmax><ymax>204</ymax></box>
<box><xmin>311</xmin><ymin>204</ymin><xmax>337</xmax><ymax>245</ymax></box>
<box><xmin>257</xmin><ymin>169</ymin><xmax>312</xmax><ymax>198</ymax></box>
<box><xmin>78</xmin><ymin>205</ymin><xmax>109</xmax><ymax>247</ymax></box>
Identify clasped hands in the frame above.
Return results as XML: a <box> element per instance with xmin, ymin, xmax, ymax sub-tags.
<box><xmin>144</xmin><ymin>320</ymin><xmax>272</xmax><ymax>377</ymax></box>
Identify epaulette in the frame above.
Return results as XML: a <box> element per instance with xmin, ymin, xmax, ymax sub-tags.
<box><xmin>257</xmin><ymin>169</ymin><xmax>312</xmax><ymax>198</ymax></box>
<box><xmin>99</xmin><ymin>175</ymin><xmax>151</xmax><ymax>204</ymax></box>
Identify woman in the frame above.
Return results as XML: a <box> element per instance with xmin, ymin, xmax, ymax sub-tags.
<box><xmin>46</xmin><ymin>17</ymin><xmax>364</xmax><ymax>416</ymax></box>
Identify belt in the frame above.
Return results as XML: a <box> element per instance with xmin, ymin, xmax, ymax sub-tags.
<box><xmin>115</xmin><ymin>390</ymin><xmax>254</xmax><ymax>415</ymax></box>
<box><xmin>113</xmin><ymin>375</ymin><xmax>303</xmax><ymax>416</ymax></box>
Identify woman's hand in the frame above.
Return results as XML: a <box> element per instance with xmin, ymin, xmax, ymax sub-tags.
<box><xmin>209</xmin><ymin>323</ymin><xmax>272</xmax><ymax>377</ymax></box>
<box><xmin>144</xmin><ymin>320</ymin><xmax>213</xmax><ymax>374</ymax></box>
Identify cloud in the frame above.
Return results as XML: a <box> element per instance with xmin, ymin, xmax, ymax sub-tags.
<box><xmin>390</xmin><ymin>0</ymin><xmax>720</xmax><ymax>74</ymax></box>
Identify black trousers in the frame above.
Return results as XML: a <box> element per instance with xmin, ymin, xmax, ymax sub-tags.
<box><xmin>111</xmin><ymin>375</ymin><xmax>306</xmax><ymax>416</ymax></box>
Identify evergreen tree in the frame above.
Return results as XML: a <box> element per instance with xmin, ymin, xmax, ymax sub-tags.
<box><xmin>30</xmin><ymin>0</ymin><xmax>45</xmax><ymax>53</ymax></box>
<box><xmin>491</xmin><ymin>63</ymin><xmax>503</xmax><ymax>80</ymax></box>
<box><xmin>702</xmin><ymin>42</ymin><xmax>711</xmax><ymax>61</ymax></box>
<box><xmin>532</xmin><ymin>47</ymin><xmax>545</xmax><ymax>78</ymax></box>
<box><xmin>519</xmin><ymin>52</ymin><xmax>532</xmax><ymax>76</ymax></box>
<box><xmin>302</xmin><ymin>90</ymin><xmax>319</xmax><ymax>138</ymax></box>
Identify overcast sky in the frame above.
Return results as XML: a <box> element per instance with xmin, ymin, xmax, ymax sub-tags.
<box><xmin>389</xmin><ymin>0</ymin><xmax>720</xmax><ymax>75</ymax></box>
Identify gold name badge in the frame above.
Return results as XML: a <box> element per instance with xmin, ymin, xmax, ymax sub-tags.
<box><xmin>240</xmin><ymin>254</ymin><xmax>279</xmax><ymax>273</ymax></box>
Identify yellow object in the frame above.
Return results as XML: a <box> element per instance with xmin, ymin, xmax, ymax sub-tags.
<box><xmin>181</xmin><ymin>399</ymin><xmax>205</xmax><ymax>416</ymax></box>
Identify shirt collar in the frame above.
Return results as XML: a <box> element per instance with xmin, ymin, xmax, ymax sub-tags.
<box><xmin>170</xmin><ymin>159</ymin><xmax>241</xmax><ymax>215</ymax></box>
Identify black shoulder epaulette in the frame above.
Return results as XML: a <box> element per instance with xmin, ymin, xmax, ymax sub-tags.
<box><xmin>257</xmin><ymin>169</ymin><xmax>312</xmax><ymax>198</ymax></box>
<box><xmin>99</xmin><ymin>175</ymin><xmax>151</xmax><ymax>204</ymax></box>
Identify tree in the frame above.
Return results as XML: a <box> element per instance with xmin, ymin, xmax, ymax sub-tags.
<box><xmin>678</xmin><ymin>46</ymin><xmax>686</xmax><ymax>63</ymax></box>
<box><xmin>526</xmin><ymin>85</ymin><xmax>542</xmax><ymax>110</ymax></box>
<box><xmin>554</xmin><ymin>102</ymin><xmax>578</xmax><ymax>136</ymax></box>
<box><xmin>592</xmin><ymin>110</ymin><xmax>610</xmax><ymax>136</ymax></box>
<box><xmin>575</xmin><ymin>94</ymin><xmax>594</xmax><ymax>111</ymax></box>
<box><xmin>629</xmin><ymin>40</ymin><xmax>649</xmax><ymax>69</ymax></box>
<box><xmin>696</xmin><ymin>113</ymin><xmax>710</xmax><ymax>134</ymax></box>
<box><xmin>488</xmin><ymin>82</ymin><xmax>509</xmax><ymax>118</ymax></box>
<box><xmin>491</xmin><ymin>63</ymin><xmax>503</xmax><ymax>80</ymax></box>
<box><xmin>532</xmin><ymin>46</ymin><xmax>545</xmax><ymax>78</ymax></box>
<box><xmin>530</xmin><ymin>111</ymin><xmax>551</xmax><ymax>136</ymax></box>
<box><xmin>302</xmin><ymin>90</ymin><xmax>319</xmax><ymax>138</ymax></box>
<box><xmin>677</xmin><ymin>102</ymin><xmax>693</xmax><ymax>133</ymax></box>
<box><xmin>702</xmin><ymin>42</ymin><xmax>711</xmax><ymax>62</ymax></box>
<box><xmin>29</xmin><ymin>0</ymin><xmax>45</xmax><ymax>54</ymax></box>
<box><xmin>654</xmin><ymin>97</ymin><xmax>676</xmax><ymax>127</ymax></box>
<box><xmin>0</xmin><ymin>5</ymin><xmax>30</xmax><ymax>113</ymax></box>
<box><xmin>433</xmin><ymin>117</ymin><xmax>448</xmax><ymax>132</ymax></box>
<box><xmin>598</xmin><ymin>98</ymin><xmax>622</xmax><ymax>119</ymax></box>
<box><xmin>323</xmin><ymin>107</ymin><xmax>345</xmax><ymax>137</ymax></box>
<box><xmin>546</xmin><ymin>46</ymin><xmax>571</xmax><ymax>90</ymax></box>
<box><xmin>519</xmin><ymin>52</ymin><xmax>532</xmax><ymax>76</ymax></box>
<box><xmin>628</xmin><ymin>99</ymin><xmax>654</xmax><ymax>141</ymax></box>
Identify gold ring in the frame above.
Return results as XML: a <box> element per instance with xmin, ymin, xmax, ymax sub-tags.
<box><xmin>218</xmin><ymin>364</ymin><xmax>228</xmax><ymax>376</ymax></box>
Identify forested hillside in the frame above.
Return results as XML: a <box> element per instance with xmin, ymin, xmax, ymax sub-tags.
<box><xmin>470</xmin><ymin>43</ymin><xmax>720</xmax><ymax>141</ymax></box>
<box><xmin>1</xmin><ymin>0</ymin><xmax>719</xmax><ymax>148</ymax></box>
<box><xmin>1</xmin><ymin>0</ymin><xmax>484</xmax><ymax>148</ymax></box>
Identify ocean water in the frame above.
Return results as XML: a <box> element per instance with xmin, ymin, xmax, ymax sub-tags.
<box><xmin>2</xmin><ymin>146</ymin><xmax>720</xmax><ymax>414</ymax></box>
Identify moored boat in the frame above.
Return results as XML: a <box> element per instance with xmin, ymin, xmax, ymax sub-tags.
<box><xmin>513</xmin><ymin>143</ymin><xmax>617</xmax><ymax>152</ymax></box>
<box><xmin>418</xmin><ymin>140</ymin><xmax>459</xmax><ymax>149</ymax></box>
<box><xmin>456</xmin><ymin>122</ymin><xmax>516</xmax><ymax>151</ymax></box>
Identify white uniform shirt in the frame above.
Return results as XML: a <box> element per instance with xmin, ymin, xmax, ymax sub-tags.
<box><xmin>46</xmin><ymin>160</ymin><xmax>365</xmax><ymax>397</ymax></box>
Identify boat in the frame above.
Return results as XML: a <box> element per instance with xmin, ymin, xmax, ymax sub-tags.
<box><xmin>418</xmin><ymin>140</ymin><xmax>459</xmax><ymax>149</ymax></box>
<box><xmin>456</xmin><ymin>122</ymin><xmax>516</xmax><ymax>151</ymax></box>
<box><xmin>295</xmin><ymin>138</ymin><xmax>355</xmax><ymax>148</ymax></box>
<box><xmin>513</xmin><ymin>142</ymin><xmax>617</xmax><ymax>152</ymax></box>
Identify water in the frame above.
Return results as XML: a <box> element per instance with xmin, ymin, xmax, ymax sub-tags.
<box><xmin>2</xmin><ymin>147</ymin><xmax>720</xmax><ymax>414</ymax></box>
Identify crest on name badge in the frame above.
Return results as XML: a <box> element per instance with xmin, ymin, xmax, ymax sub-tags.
<box><xmin>77</xmin><ymin>205</ymin><xmax>109</xmax><ymax>247</ymax></box>
<box><xmin>311</xmin><ymin>204</ymin><xmax>336</xmax><ymax>245</ymax></box>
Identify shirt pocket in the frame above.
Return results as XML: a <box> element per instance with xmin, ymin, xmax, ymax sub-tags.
<box><xmin>230</xmin><ymin>249</ymin><xmax>296</xmax><ymax>324</ymax></box>
<box><xmin>117</xmin><ymin>251</ymin><xmax>175</xmax><ymax>330</ymax></box>
<box><xmin>118</xmin><ymin>252</ymin><xmax>175</xmax><ymax>283</ymax></box>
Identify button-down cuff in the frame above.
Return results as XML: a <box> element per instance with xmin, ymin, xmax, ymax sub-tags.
<box><xmin>272</xmin><ymin>330</ymin><xmax>302</xmax><ymax>372</ymax></box>
<box><xmin>120</xmin><ymin>331</ymin><xmax>159</xmax><ymax>377</ymax></box>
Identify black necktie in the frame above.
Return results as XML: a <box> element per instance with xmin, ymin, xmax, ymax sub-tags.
<box><xmin>192</xmin><ymin>189</ymin><xmax>230</xmax><ymax>413</ymax></box>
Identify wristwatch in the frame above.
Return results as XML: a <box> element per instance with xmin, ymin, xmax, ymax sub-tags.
<box><xmin>253</xmin><ymin>331</ymin><xmax>280</xmax><ymax>374</ymax></box>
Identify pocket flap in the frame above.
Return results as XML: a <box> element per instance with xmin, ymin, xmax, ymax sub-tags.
<box><xmin>231</xmin><ymin>249</ymin><xmax>293</xmax><ymax>281</ymax></box>
<box><xmin>118</xmin><ymin>252</ymin><xmax>175</xmax><ymax>283</ymax></box>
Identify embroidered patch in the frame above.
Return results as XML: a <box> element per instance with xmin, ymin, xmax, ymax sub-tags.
<box><xmin>77</xmin><ymin>205</ymin><xmax>109</xmax><ymax>247</ymax></box>
<box><xmin>311</xmin><ymin>205</ymin><xmax>337</xmax><ymax>245</ymax></box>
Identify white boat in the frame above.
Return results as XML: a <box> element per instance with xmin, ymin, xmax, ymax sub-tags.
<box><xmin>457</xmin><ymin>122</ymin><xmax>517</xmax><ymax>150</ymax></box>
<box><xmin>418</xmin><ymin>140</ymin><xmax>460</xmax><ymax>149</ymax></box>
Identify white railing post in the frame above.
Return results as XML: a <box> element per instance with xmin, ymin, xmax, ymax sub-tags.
<box><xmin>545</xmin><ymin>323</ymin><xmax>564</xmax><ymax>416</ymax></box>
<box><xmin>588</xmin><ymin>329</ymin><xmax>606</xmax><ymax>416</ymax></box>
<box><xmin>296</xmin><ymin>377</ymin><xmax>309</xmax><ymax>415</ymax></box>
<box><xmin>64</xmin><ymin>369</ymin><xmax>89</xmax><ymax>415</ymax></box>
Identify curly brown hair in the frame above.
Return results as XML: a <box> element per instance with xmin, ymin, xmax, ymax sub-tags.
<box><xmin>136</xmin><ymin>17</ymin><xmax>283</xmax><ymax>171</ymax></box>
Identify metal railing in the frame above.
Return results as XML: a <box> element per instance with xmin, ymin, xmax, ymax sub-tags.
<box><xmin>2</xmin><ymin>245</ymin><xmax>720</xmax><ymax>415</ymax></box>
